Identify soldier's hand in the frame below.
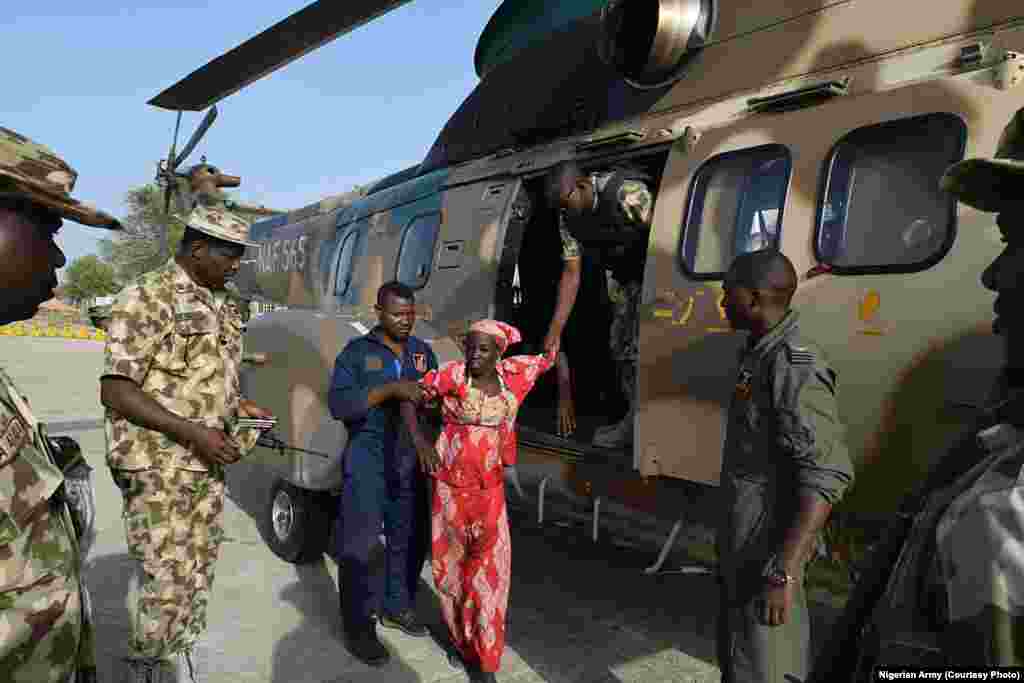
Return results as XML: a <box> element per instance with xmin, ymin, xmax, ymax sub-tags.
<box><xmin>238</xmin><ymin>399</ymin><xmax>274</xmax><ymax>419</ymax></box>
<box><xmin>557</xmin><ymin>392</ymin><xmax>576</xmax><ymax>437</ymax></box>
<box><xmin>391</xmin><ymin>381</ymin><xmax>425</xmax><ymax>403</ymax></box>
<box><xmin>190</xmin><ymin>425</ymin><xmax>242</xmax><ymax>466</ymax></box>
<box><xmin>543</xmin><ymin>331</ymin><xmax>562</xmax><ymax>359</ymax></box>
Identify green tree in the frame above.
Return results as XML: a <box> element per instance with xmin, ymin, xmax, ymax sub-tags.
<box><xmin>62</xmin><ymin>255</ymin><xmax>118</xmax><ymax>303</ymax></box>
<box><xmin>96</xmin><ymin>184</ymin><xmax>187</xmax><ymax>284</ymax></box>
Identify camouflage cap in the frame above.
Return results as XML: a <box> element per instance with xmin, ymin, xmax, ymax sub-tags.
<box><xmin>176</xmin><ymin>203</ymin><xmax>258</xmax><ymax>248</ymax></box>
<box><xmin>0</xmin><ymin>127</ymin><xmax>121</xmax><ymax>229</ymax></box>
<box><xmin>940</xmin><ymin>108</ymin><xmax>1024</xmax><ymax>213</ymax></box>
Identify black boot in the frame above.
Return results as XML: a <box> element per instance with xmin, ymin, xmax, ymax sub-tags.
<box><xmin>379</xmin><ymin>608</ymin><xmax>429</xmax><ymax>637</ymax></box>
<box><xmin>344</xmin><ymin>621</ymin><xmax>390</xmax><ymax>668</ymax></box>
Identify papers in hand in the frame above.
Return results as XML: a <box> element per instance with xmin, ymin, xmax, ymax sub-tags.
<box><xmin>236</xmin><ymin>417</ymin><xmax>278</xmax><ymax>431</ymax></box>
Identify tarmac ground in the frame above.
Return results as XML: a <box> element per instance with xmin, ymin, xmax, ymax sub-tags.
<box><xmin>2</xmin><ymin>337</ymin><xmax>840</xmax><ymax>682</ymax></box>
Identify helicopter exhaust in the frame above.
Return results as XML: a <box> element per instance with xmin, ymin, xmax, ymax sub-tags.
<box><xmin>599</xmin><ymin>0</ymin><xmax>717</xmax><ymax>89</ymax></box>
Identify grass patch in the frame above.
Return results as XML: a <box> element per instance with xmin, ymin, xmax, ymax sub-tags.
<box><xmin>676</xmin><ymin>537</ymin><xmax>856</xmax><ymax>608</ymax></box>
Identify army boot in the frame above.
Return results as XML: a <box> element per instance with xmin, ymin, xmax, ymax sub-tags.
<box><xmin>592</xmin><ymin>411</ymin><xmax>634</xmax><ymax>449</ymax></box>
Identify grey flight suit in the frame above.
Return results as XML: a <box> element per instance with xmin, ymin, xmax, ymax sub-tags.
<box><xmin>717</xmin><ymin>310</ymin><xmax>855</xmax><ymax>683</ymax></box>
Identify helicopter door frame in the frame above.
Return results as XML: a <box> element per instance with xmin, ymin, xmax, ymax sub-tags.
<box><xmin>399</xmin><ymin>177</ymin><xmax>523</xmax><ymax>365</ymax></box>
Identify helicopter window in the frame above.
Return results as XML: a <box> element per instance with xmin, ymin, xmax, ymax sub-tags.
<box><xmin>678</xmin><ymin>144</ymin><xmax>791</xmax><ymax>280</ymax></box>
<box><xmin>815</xmin><ymin>112</ymin><xmax>966</xmax><ymax>274</ymax></box>
<box><xmin>396</xmin><ymin>212</ymin><xmax>441</xmax><ymax>290</ymax></box>
<box><xmin>333</xmin><ymin>230</ymin><xmax>359</xmax><ymax>300</ymax></box>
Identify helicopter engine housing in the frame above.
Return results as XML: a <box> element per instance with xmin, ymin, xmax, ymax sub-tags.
<box><xmin>599</xmin><ymin>0</ymin><xmax>717</xmax><ymax>88</ymax></box>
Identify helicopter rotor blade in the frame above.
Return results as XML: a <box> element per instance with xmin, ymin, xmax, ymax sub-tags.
<box><xmin>173</xmin><ymin>106</ymin><xmax>218</xmax><ymax>169</ymax></box>
<box><xmin>164</xmin><ymin>110</ymin><xmax>183</xmax><ymax>177</ymax></box>
<box><xmin>148</xmin><ymin>0</ymin><xmax>415</xmax><ymax>112</ymax></box>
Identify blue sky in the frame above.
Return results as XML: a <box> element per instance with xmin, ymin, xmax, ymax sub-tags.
<box><xmin>0</xmin><ymin>1</ymin><xmax>503</xmax><ymax>275</ymax></box>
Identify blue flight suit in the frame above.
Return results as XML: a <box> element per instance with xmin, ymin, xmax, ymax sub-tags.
<box><xmin>328</xmin><ymin>328</ymin><xmax>437</xmax><ymax>628</ymax></box>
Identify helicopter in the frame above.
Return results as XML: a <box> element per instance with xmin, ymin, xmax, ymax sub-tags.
<box><xmin>147</xmin><ymin>0</ymin><xmax>1024</xmax><ymax>584</ymax></box>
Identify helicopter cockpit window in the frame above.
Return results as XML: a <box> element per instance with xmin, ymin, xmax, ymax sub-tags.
<box><xmin>333</xmin><ymin>230</ymin><xmax>359</xmax><ymax>300</ymax></box>
<box><xmin>815</xmin><ymin>112</ymin><xmax>966</xmax><ymax>274</ymax></box>
<box><xmin>679</xmin><ymin>144</ymin><xmax>791</xmax><ymax>280</ymax></box>
<box><xmin>396</xmin><ymin>212</ymin><xmax>441</xmax><ymax>290</ymax></box>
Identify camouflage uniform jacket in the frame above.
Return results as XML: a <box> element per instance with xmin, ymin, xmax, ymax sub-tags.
<box><xmin>557</xmin><ymin>171</ymin><xmax>653</xmax><ymax>265</ymax></box>
<box><xmin>103</xmin><ymin>258</ymin><xmax>247</xmax><ymax>472</ymax></box>
<box><xmin>0</xmin><ymin>367</ymin><xmax>94</xmax><ymax>678</ymax></box>
<box><xmin>718</xmin><ymin>310</ymin><xmax>854</xmax><ymax>601</ymax></box>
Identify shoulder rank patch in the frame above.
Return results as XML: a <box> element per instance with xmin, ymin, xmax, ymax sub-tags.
<box><xmin>175</xmin><ymin>311</ymin><xmax>201</xmax><ymax>322</ymax></box>
<box><xmin>785</xmin><ymin>344</ymin><xmax>817</xmax><ymax>366</ymax></box>
<box><xmin>365</xmin><ymin>356</ymin><xmax>384</xmax><ymax>371</ymax></box>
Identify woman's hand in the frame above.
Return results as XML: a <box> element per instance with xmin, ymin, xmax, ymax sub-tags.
<box><xmin>415</xmin><ymin>438</ymin><xmax>440</xmax><ymax>474</ymax></box>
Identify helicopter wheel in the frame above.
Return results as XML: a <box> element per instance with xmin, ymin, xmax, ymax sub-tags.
<box><xmin>263</xmin><ymin>477</ymin><xmax>334</xmax><ymax>564</ymax></box>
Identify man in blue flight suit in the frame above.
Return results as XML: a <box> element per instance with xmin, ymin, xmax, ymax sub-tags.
<box><xmin>328</xmin><ymin>280</ymin><xmax>438</xmax><ymax>667</ymax></box>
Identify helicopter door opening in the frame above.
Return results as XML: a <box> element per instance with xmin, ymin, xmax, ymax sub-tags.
<box><xmin>494</xmin><ymin>150</ymin><xmax>670</xmax><ymax>460</ymax></box>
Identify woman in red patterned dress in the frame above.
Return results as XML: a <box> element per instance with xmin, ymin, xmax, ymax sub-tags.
<box><xmin>407</xmin><ymin>319</ymin><xmax>554</xmax><ymax>682</ymax></box>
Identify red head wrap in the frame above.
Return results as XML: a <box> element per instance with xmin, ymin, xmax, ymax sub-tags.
<box><xmin>468</xmin><ymin>319</ymin><xmax>522</xmax><ymax>355</ymax></box>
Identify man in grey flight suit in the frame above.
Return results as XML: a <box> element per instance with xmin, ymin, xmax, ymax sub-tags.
<box><xmin>717</xmin><ymin>249</ymin><xmax>855</xmax><ymax>683</ymax></box>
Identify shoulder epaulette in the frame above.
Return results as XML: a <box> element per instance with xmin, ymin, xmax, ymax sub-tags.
<box><xmin>784</xmin><ymin>343</ymin><xmax>817</xmax><ymax>366</ymax></box>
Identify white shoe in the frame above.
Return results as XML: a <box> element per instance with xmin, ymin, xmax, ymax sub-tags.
<box><xmin>175</xmin><ymin>649</ymin><xmax>198</xmax><ymax>683</ymax></box>
<box><xmin>176</xmin><ymin>639</ymin><xmax>210</xmax><ymax>683</ymax></box>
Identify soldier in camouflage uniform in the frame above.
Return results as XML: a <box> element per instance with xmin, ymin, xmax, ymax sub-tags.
<box><xmin>99</xmin><ymin>204</ymin><xmax>273</xmax><ymax>683</ymax></box>
<box><xmin>821</xmin><ymin>107</ymin><xmax>1024</xmax><ymax>675</ymax></box>
<box><xmin>0</xmin><ymin>126</ymin><xmax>121</xmax><ymax>682</ymax></box>
<box><xmin>717</xmin><ymin>249</ymin><xmax>854</xmax><ymax>683</ymax></box>
<box><xmin>543</xmin><ymin>160</ymin><xmax>654</xmax><ymax>449</ymax></box>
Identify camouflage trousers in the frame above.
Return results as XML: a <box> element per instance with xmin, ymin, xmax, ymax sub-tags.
<box><xmin>607</xmin><ymin>275</ymin><xmax>640</xmax><ymax>403</ymax></box>
<box><xmin>0</xmin><ymin>500</ymin><xmax>87</xmax><ymax>683</ymax></box>
<box><xmin>111</xmin><ymin>467</ymin><xmax>226</xmax><ymax>661</ymax></box>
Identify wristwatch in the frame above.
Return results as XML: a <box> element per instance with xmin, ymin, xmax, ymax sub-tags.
<box><xmin>764</xmin><ymin>560</ymin><xmax>795</xmax><ymax>587</ymax></box>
